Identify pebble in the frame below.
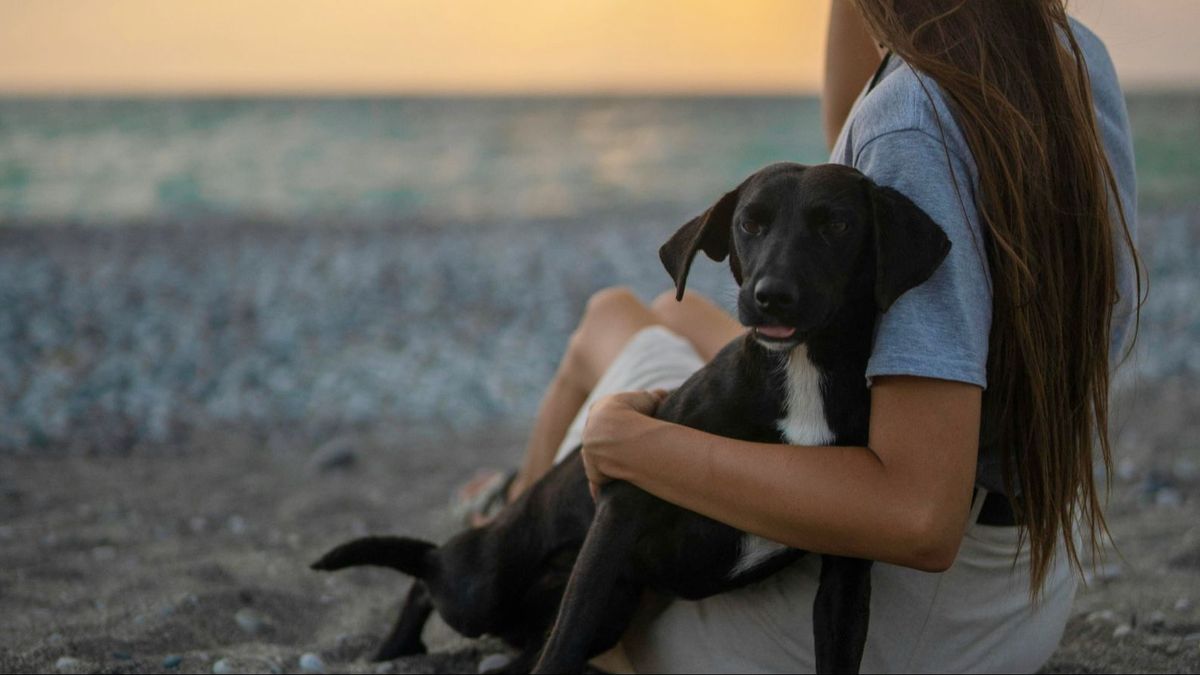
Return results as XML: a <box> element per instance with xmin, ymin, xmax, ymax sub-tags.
<box><xmin>111</xmin><ymin>650</ymin><xmax>132</xmax><ymax>660</ymax></box>
<box><xmin>1148</xmin><ymin>609</ymin><xmax>1168</xmax><ymax>628</ymax></box>
<box><xmin>1175</xmin><ymin>597</ymin><xmax>1192</xmax><ymax>612</ymax></box>
<box><xmin>162</xmin><ymin>654</ymin><xmax>183</xmax><ymax>669</ymax></box>
<box><xmin>478</xmin><ymin>653</ymin><xmax>513</xmax><ymax>673</ymax></box>
<box><xmin>227</xmin><ymin>515</ymin><xmax>248</xmax><ymax>535</ymax></box>
<box><xmin>212</xmin><ymin>658</ymin><xmax>235</xmax><ymax>674</ymax></box>
<box><xmin>234</xmin><ymin>607</ymin><xmax>269</xmax><ymax>634</ymax></box>
<box><xmin>1116</xmin><ymin>458</ymin><xmax>1138</xmax><ymax>482</ymax></box>
<box><xmin>299</xmin><ymin>653</ymin><xmax>326</xmax><ymax>673</ymax></box>
<box><xmin>1175</xmin><ymin>458</ymin><xmax>1198</xmax><ymax>481</ymax></box>
<box><xmin>1099</xmin><ymin>562</ymin><xmax>1124</xmax><ymax>581</ymax></box>
<box><xmin>1141</xmin><ymin>472</ymin><xmax>1174</xmax><ymax>498</ymax></box>
<box><xmin>189</xmin><ymin>516</ymin><xmax>208</xmax><ymax>533</ymax></box>
<box><xmin>308</xmin><ymin>437</ymin><xmax>357</xmax><ymax>472</ymax></box>
<box><xmin>1113</xmin><ymin>623</ymin><xmax>1133</xmax><ymax>638</ymax></box>
<box><xmin>54</xmin><ymin>657</ymin><xmax>82</xmax><ymax>672</ymax></box>
<box><xmin>1086</xmin><ymin>609</ymin><xmax>1117</xmax><ymax>623</ymax></box>
<box><xmin>1155</xmin><ymin>487</ymin><xmax>1184</xmax><ymax>508</ymax></box>
<box><xmin>92</xmin><ymin>545</ymin><xmax>117</xmax><ymax>561</ymax></box>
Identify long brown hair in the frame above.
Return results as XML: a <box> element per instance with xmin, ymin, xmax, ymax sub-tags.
<box><xmin>850</xmin><ymin>0</ymin><xmax>1142</xmax><ymax>593</ymax></box>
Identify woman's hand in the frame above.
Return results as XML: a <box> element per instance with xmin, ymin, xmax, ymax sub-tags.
<box><xmin>580</xmin><ymin>389</ymin><xmax>669</xmax><ymax>500</ymax></box>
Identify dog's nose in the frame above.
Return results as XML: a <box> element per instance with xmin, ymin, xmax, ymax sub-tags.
<box><xmin>753</xmin><ymin>277</ymin><xmax>798</xmax><ymax>312</ymax></box>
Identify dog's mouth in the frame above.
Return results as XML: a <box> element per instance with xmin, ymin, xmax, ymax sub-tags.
<box><xmin>754</xmin><ymin>325</ymin><xmax>796</xmax><ymax>340</ymax></box>
<box><xmin>751</xmin><ymin>325</ymin><xmax>803</xmax><ymax>350</ymax></box>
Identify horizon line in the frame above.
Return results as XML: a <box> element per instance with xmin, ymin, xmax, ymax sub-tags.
<box><xmin>1</xmin><ymin>82</ymin><xmax>1196</xmax><ymax>100</ymax></box>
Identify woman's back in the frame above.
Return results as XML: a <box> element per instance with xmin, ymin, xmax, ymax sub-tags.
<box><xmin>829</xmin><ymin>16</ymin><xmax>1139</xmax><ymax>495</ymax></box>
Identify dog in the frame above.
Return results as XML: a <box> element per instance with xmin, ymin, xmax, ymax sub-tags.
<box><xmin>312</xmin><ymin>162</ymin><xmax>951</xmax><ymax>673</ymax></box>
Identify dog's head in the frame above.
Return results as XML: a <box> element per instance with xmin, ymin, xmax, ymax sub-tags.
<box><xmin>660</xmin><ymin>162</ymin><xmax>951</xmax><ymax>349</ymax></box>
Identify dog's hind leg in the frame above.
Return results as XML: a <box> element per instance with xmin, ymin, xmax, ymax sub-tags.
<box><xmin>532</xmin><ymin>495</ymin><xmax>643</xmax><ymax>674</ymax></box>
<box><xmin>373</xmin><ymin>581</ymin><xmax>434</xmax><ymax>661</ymax></box>
<box><xmin>813</xmin><ymin>555</ymin><xmax>873</xmax><ymax>675</ymax></box>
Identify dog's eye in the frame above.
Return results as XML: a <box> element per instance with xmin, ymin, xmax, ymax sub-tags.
<box><xmin>741</xmin><ymin>220</ymin><xmax>762</xmax><ymax>235</ymax></box>
<box><xmin>826</xmin><ymin>222</ymin><xmax>848</xmax><ymax>236</ymax></box>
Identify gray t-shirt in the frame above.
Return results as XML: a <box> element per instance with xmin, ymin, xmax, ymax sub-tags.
<box><xmin>829</xmin><ymin>19</ymin><xmax>1138</xmax><ymax>494</ymax></box>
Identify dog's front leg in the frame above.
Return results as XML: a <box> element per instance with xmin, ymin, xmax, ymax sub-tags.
<box><xmin>532</xmin><ymin>492</ymin><xmax>643</xmax><ymax>674</ymax></box>
<box><xmin>813</xmin><ymin>554</ymin><xmax>873</xmax><ymax>674</ymax></box>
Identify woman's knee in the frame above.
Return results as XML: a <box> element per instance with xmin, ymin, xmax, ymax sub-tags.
<box><xmin>650</xmin><ymin>290</ymin><xmax>743</xmax><ymax>361</ymax></box>
<box><xmin>649</xmin><ymin>289</ymin><xmax>694</xmax><ymax>324</ymax></box>
<box><xmin>560</xmin><ymin>287</ymin><xmax>657</xmax><ymax>390</ymax></box>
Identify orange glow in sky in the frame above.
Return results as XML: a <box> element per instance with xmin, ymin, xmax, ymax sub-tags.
<box><xmin>0</xmin><ymin>0</ymin><xmax>1195</xmax><ymax>95</ymax></box>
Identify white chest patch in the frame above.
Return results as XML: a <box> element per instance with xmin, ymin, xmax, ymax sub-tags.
<box><xmin>730</xmin><ymin>346</ymin><xmax>835</xmax><ymax>579</ymax></box>
<box><xmin>730</xmin><ymin>534</ymin><xmax>789</xmax><ymax>577</ymax></box>
<box><xmin>777</xmin><ymin>345</ymin><xmax>835</xmax><ymax>446</ymax></box>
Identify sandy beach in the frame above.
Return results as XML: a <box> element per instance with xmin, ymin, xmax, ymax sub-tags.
<box><xmin>1</xmin><ymin>393</ymin><xmax>1198</xmax><ymax>674</ymax></box>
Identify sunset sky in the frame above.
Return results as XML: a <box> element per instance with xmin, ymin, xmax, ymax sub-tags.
<box><xmin>1</xmin><ymin>0</ymin><xmax>1197</xmax><ymax>95</ymax></box>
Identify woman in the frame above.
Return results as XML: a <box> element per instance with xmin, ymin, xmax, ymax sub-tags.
<box><xmin>463</xmin><ymin>1</ymin><xmax>1141</xmax><ymax>671</ymax></box>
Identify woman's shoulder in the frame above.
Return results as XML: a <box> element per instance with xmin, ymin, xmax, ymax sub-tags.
<box><xmin>1069</xmin><ymin>17</ymin><xmax>1120</xmax><ymax>87</ymax></box>
<box><xmin>840</xmin><ymin>16</ymin><xmax>1128</xmax><ymax>172</ymax></box>
<box><xmin>837</xmin><ymin>56</ymin><xmax>974</xmax><ymax>174</ymax></box>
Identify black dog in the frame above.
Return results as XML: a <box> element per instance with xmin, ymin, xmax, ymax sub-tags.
<box><xmin>312</xmin><ymin>162</ymin><xmax>950</xmax><ymax>673</ymax></box>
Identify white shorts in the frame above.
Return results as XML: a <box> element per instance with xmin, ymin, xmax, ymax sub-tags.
<box><xmin>555</xmin><ymin>326</ymin><xmax>1077</xmax><ymax>674</ymax></box>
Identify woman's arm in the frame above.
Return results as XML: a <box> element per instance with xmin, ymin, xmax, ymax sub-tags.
<box><xmin>822</xmin><ymin>0</ymin><xmax>883</xmax><ymax>150</ymax></box>
<box><xmin>581</xmin><ymin>375</ymin><xmax>980</xmax><ymax>572</ymax></box>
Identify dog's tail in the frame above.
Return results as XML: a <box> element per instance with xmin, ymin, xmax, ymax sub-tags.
<box><xmin>311</xmin><ymin>536</ymin><xmax>436</xmax><ymax>578</ymax></box>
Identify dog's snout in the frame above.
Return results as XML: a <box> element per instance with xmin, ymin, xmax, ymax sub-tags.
<box><xmin>753</xmin><ymin>277</ymin><xmax>798</xmax><ymax>313</ymax></box>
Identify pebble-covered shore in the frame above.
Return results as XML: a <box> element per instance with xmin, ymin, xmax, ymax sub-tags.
<box><xmin>0</xmin><ymin>214</ymin><xmax>738</xmax><ymax>455</ymax></box>
<box><xmin>0</xmin><ymin>203</ymin><xmax>1196</xmax><ymax>459</ymax></box>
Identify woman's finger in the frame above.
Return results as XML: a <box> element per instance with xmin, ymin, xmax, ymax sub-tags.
<box><xmin>611</xmin><ymin>389</ymin><xmax>667</xmax><ymax>416</ymax></box>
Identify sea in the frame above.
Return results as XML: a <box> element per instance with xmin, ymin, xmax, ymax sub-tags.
<box><xmin>0</xmin><ymin>95</ymin><xmax>1196</xmax><ymax>454</ymax></box>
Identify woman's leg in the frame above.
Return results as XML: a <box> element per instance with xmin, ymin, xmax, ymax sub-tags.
<box><xmin>618</xmin><ymin>498</ymin><xmax>1078</xmax><ymax>673</ymax></box>
<box><xmin>511</xmin><ymin>287</ymin><xmax>660</xmax><ymax>497</ymax></box>
<box><xmin>509</xmin><ymin>288</ymin><xmax>743</xmax><ymax>500</ymax></box>
<box><xmin>512</xmin><ymin>288</ymin><xmax>742</xmax><ymax>495</ymax></box>
<box><xmin>649</xmin><ymin>290</ymin><xmax>744</xmax><ymax>362</ymax></box>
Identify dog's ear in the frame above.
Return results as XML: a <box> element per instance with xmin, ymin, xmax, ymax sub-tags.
<box><xmin>659</xmin><ymin>187</ymin><xmax>742</xmax><ymax>300</ymax></box>
<box><xmin>869</xmin><ymin>184</ymin><xmax>952</xmax><ymax>312</ymax></box>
